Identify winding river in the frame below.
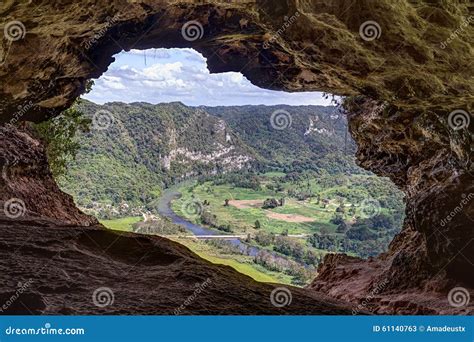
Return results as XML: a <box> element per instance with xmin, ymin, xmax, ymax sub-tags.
<box><xmin>156</xmin><ymin>188</ymin><xmax>260</xmax><ymax>257</ymax></box>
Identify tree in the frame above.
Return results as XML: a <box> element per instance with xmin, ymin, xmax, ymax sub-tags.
<box><xmin>200</xmin><ymin>210</ymin><xmax>217</xmax><ymax>227</ymax></box>
<box><xmin>370</xmin><ymin>213</ymin><xmax>394</xmax><ymax>230</ymax></box>
<box><xmin>336</xmin><ymin>203</ymin><xmax>345</xmax><ymax>213</ymax></box>
<box><xmin>34</xmin><ymin>80</ymin><xmax>94</xmax><ymax>178</ymax></box>
<box><xmin>346</xmin><ymin>224</ymin><xmax>376</xmax><ymax>241</ymax></box>
<box><xmin>255</xmin><ymin>231</ymin><xmax>274</xmax><ymax>246</ymax></box>
<box><xmin>320</xmin><ymin>227</ymin><xmax>330</xmax><ymax>235</ymax></box>
<box><xmin>262</xmin><ymin>198</ymin><xmax>279</xmax><ymax>209</ymax></box>
<box><xmin>254</xmin><ymin>220</ymin><xmax>261</xmax><ymax>229</ymax></box>
<box><xmin>330</xmin><ymin>213</ymin><xmax>344</xmax><ymax>225</ymax></box>
<box><xmin>336</xmin><ymin>221</ymin><xmax>348</xmax><ymax>233</ymax></box>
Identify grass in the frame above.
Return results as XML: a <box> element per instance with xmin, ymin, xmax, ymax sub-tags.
<box><xmin>173</xmin><ymin>181</ymin><xmax>341</xmax><ymax>235</ymax></box>
<box><xmin>100</xmin><ymin>214</ymin><xmax>291</xmax><ymax>284</ymax></box>
<box><xmin>172</xmin><ymin>237</ymin><xmax>292</xmax><ymax>284</ymax></box>
<box><xmin>100</xmin><ymin>216</ymin><xmax>142</xmax><ymax>232</ymax></box>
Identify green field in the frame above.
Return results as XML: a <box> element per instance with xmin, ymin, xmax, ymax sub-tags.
<box><xmin>173</xmin><ymin>172</ymin><xmax>402</xmax><ymax>236</ymax></box>
<box><xmin>170</xmin><ymin>237</ymin><xmax>292</xmax><ymax>284</ymax></box>
<box><xmin>99</xmin><ymin>171</ymin><xmax>404</xmax><ymax>286</ymax></box>
<box><xmin>100</xmin><ymin>216</ymin><xmax>142</xmax><ymax>231</ymax></box>
<box><xmin>173</xmin><ymin>182</ymin><xmax>343</xmax><ymax>236</ymax></box>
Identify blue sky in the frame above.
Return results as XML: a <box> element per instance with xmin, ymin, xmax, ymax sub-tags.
<box><xmin>84</xmin><ymin>48</ymin><xmax>331</xmax><ymax>106</ymax></box>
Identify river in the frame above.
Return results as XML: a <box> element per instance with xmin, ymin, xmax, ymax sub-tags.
<box><xmin>156</xmin><ymin>188</ymin><xmax>260</xmax><ymax>256</ymax></box>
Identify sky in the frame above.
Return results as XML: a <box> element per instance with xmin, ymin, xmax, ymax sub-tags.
<box><xmin>84</xmin><ymin>48</ymin><xmax>332</xmax><ymax>106</ymax></box>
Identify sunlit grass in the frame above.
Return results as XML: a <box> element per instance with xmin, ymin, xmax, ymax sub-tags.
<box><xmin>100</xmin><ymin>216</ymin><xmax>142</xmax><ymax>232</ymax></box>
<box><xmin>173</xmin><ymin>237</ymin><xmax>292</xmax><ymax>284</ymax></box>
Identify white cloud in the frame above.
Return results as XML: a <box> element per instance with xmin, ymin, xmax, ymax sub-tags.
<box><xmin>84</xmin><ymin>48</ymin><xmax>332</xmax><ymax>106</ymax></box>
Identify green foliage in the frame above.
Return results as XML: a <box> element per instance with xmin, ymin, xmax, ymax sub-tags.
<box><xmin>262</xmin><ymin>198</ymin><xmax>279</xmax><ymax>209</ymax></box>
<box><xmin>346</xmin><ymin>224</ymin><xmax>377</xmax><ymax>241</ymax></box>
<box><xmin>35</xmin><ymin>81</ymin><xmax>94</xmax><ymax>179</ymax></box>
<box><xmin>336</xmin><ymin>221</ymin><xmax>348</xmax><ymax>233</ymax></box>
<box><xmin>35</xmin><ymin>105</ymin><xmax>91</xmax><ymax>178</ymax></box>
<box><xmin>255</xmin><ymin>231</ymin><xmax>274</xmax><ymax>246</ymax></box>
<box><xmin>204</xmin><ymin>105</ymin><xmax>360</xmax><ymax>174</ymax></box>
<box><xmin>254</xmin><ymin>220</ymin><xmax>261</xmax><ymax>229</ymax></box>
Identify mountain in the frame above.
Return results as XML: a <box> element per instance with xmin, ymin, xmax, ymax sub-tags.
<box><xmin>59</xmin><ymin>101</ymin><xmax>363</xmax><ymax>215</ymax></box>
<box><xmin>202</xmin><ymin>105</ymin><xmax>361</xmax><ymax>174</ymax></box>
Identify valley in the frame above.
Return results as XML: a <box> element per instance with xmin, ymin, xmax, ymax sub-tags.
<box><xmin>60</xmin><ymin>101</ymin><xmax>405</xmax><ymax>287</ymax></box>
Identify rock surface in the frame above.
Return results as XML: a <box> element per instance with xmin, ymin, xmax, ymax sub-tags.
<box><xmin>0</xmin><ymin>215</ymin><xmax>355</xmax><ymax>315</ymax></box>
<box><xmin>0</xmin><ymin>0</ymin><xmax>473</xmax><ymax>314</ymax></box>
<box><xmin>0</xmin><ymin>124</ymin><xmax>97</xmax><ymax>226</ymax></box>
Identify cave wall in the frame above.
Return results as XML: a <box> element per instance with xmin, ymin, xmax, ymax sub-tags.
<box><xmin>1</xmin><ymin>0</ymin><xmax>472</xmax><ymax>122</ymax></box>
<box><xmin>1</xmin><ymin>0</ymin><xmax>473</xmax><ymax>307</ymax></box>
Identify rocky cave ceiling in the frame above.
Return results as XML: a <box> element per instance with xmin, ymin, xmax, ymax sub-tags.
<box><xmin>0</xmin><ymin>0</ymin><xmax>473</xmax><ymax>314</ymax></box>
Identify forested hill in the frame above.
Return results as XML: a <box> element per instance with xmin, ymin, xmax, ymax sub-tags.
<box><xmin>202</xmin><ymin>105</ymin><xmax>360</xmax><ymax>174</ymax></box>
<box><xmin>59</xmin><ymin>101</ymin><xmax>364</xmax><ymax>214</ymax></box>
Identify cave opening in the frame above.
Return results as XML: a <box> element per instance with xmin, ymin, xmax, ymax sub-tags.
<box><xmin>47</xmin><ymin>47</ymin><xmax>406</xmax><ymax>287</ymax></box>
<box><xmin>1</xmin><ymin>1</ymin><xmax>471</xmax><ymax>314</ymax></box>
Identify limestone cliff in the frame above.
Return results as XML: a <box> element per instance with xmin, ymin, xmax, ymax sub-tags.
<box><xmin>0</xmin><ymin>0</ymin><xmax>472</xmax><ymax>314</ymax></box>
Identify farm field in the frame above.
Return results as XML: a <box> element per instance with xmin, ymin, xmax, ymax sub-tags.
<box><xmin>172</xmin><ymin>173</ymin><xmax>401</xmax><ymax>237</ymax></box>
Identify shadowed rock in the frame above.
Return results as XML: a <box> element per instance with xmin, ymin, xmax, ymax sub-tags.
<box><xmin>0</xmin><ymin>0</ymin><xmax>472</xmax><ymax>314</ymax></box>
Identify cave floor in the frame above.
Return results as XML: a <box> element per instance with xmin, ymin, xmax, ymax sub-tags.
<box><xmin>0</xmin><ymin>216</ymin><xmax>355</xmax><ymax>315</ymax></box>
